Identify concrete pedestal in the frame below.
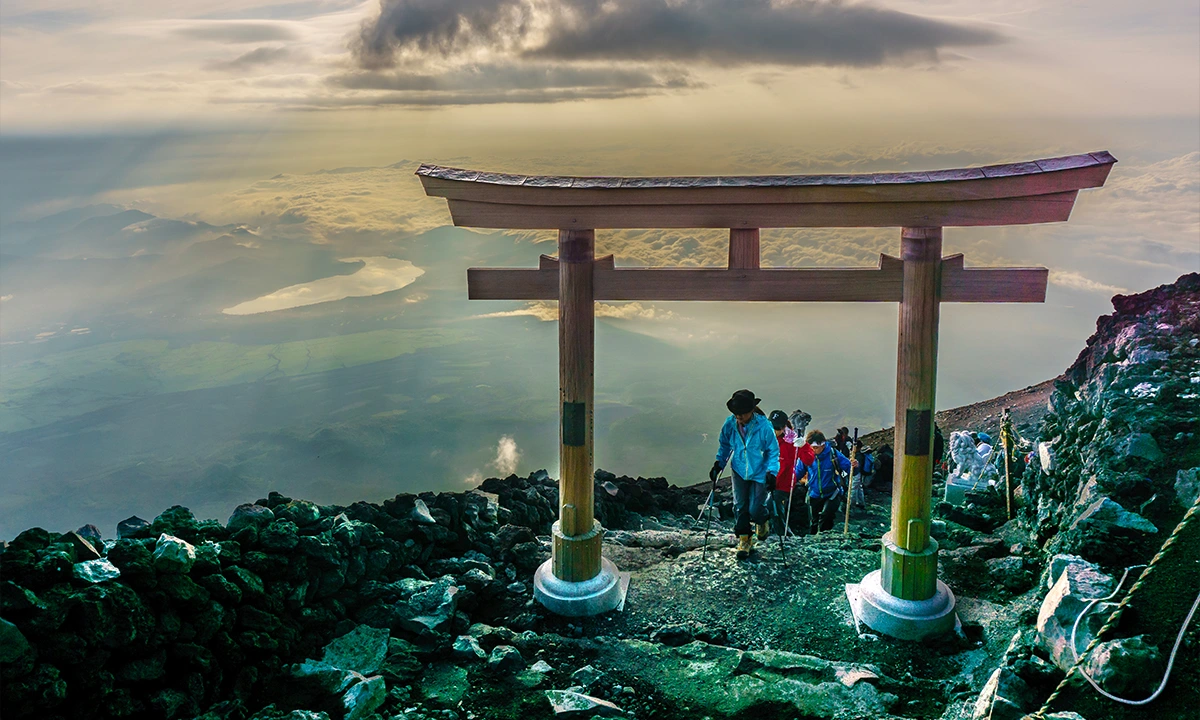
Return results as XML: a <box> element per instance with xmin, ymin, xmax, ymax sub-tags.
<box><xmin>533</xmin><ymin>557</ymin><xmax>628</xmax><ymax>617</ymax></box>
<box><xmin>846</xmin><ymin>569</ymin><xmax>957</xmax><ymax>641</ymax></box>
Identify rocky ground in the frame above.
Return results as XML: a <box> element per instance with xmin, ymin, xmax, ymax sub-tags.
<box><xmin>2</xmin><ymin>274</ymin><xmax>1197</xmax><ymax>720</ymax></box>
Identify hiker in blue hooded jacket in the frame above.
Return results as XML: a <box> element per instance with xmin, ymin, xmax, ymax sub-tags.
<box><xmin>798</xmin><ymin>429</ymin><xmax>856</xmax><ymax>534</ymax></box>
<box><xmin>710</xmin><ymin>389</ymin><xmax>780</xmax><ymax>559</ymax></box>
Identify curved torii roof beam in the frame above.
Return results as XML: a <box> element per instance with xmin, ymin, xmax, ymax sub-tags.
<box><xmin>417</xmin><ymin>151</ymin><xmax>1115</xmax><ymax>229</ymax></box>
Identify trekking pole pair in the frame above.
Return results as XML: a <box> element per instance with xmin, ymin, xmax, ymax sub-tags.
<box><xmin>843</xmin><ymin>428</ymin><xmax>858</xmax><ymax>536</ymax></box>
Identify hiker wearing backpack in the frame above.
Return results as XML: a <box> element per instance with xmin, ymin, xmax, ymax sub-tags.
<box><xmin>850</xmin><ymin>440</ymin><xmax>876</xmax><ymax>508</ymax></box>
<box><xmin>767</xmin><ymin>410</ymin><xmax>805</xmax><ymax>537</ymax></box>
<box><xmin>798</xmin><ymin>429</ymin><xmax>855</xmax><ymax>534</ymax></box>
<box><xmin>711</xmin><ymin>390</ymin><xmax>780</xmax><ymax>559</ymax></box>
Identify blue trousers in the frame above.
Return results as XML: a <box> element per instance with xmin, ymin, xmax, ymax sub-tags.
<box><xmin>731</xmin><ymin>471</ymin><xmax>769</xmax><ymax>536</ymax></box>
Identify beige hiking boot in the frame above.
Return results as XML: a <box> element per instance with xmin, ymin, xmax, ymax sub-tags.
<box><xmin>755</xmin><ymin>522</ymin><xmax>770</xmax><ymax>540</ymax></box>
<box><xmin>736</xmin><ymin>534</ymin><xmax>752</xmax><ymax>559</ymax></box>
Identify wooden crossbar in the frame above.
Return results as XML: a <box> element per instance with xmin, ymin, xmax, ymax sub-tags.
<box><xmin>419</xmin><ymin>152</ymin><xmax>1115</xmax><ymax>230</ymax></box>
<box><xmin>466</xmin><ymin>254</ymin><xmax>1047</xmax><ymax>303</ymax></box>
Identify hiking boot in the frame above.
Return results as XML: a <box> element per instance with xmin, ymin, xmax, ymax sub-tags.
<box><xmin>755</xmin><ymin>522</ymin><xmax>770</xmax><ymax>541</ymax></box>
<box><xmin>736</xmin><ymin>534</ymin><xmax>752</xmax><ymax>559</ymax></box>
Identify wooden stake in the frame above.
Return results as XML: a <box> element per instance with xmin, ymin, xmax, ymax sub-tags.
<box><xmin>1002</xmin><ymin>407</ymin><xmax>1013</xmax><ymax>521</ymax></box>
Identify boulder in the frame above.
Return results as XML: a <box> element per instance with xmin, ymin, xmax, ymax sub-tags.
<box><xmin>396</xmin><ymin>577</ymin><xmax>459</xmax><ymax>639</ymax></box>
<box><xmin>152</xmin><ymin>506</ymin><xmax>199</xmax><ymax>538</ymax></box>
<box><xmin>544</xmin><ymin>690</ymin><xmax>624</xmax><ymax>718</ymax></box>
<box><xmin>1036</xmin><ymin>557</ymin><xmax>1115</xmax><ymax>669</ymax></box>
<box><xmin>451</xmin><ymin>635</ymin><xmax>487</xmax><ymax>661</ymax></box>
<box><xmin>1066</xmin><ymin>496</ymin><xmax>1157</xmax><ymax>559</ymax></box>
<box><xmin>73</xmin><ymin>558</ymin><xmax>121</xmax><ymax>584</ymax></box>
<box><xmin>571</xmin><ymin>664</ymin><xmax>607</xmax><ymax>690</ymax></box>
<box><xmin>411</xmin><ymin>499</ymin><xmax>437</xmax><ymax>525</ymax></box>
<box><xmin>116</xmin><ymin>516</ymin><xmax>151</xmax><ymax>539</ymax></box>
<box><xmin>227</xmin><ymin>504</ymin><xmax>275</xmax><ymax>532</ymax></box>
<box><xmin>319</xmin><ymin>625</ymin><xmax>390</xmax><ymax>676</ymax></box>
<box><xmin>153</xmin><ymin>534</ymin><xmax>196</xmax><ymax>573</ymax></box>
<box><xmin>593</xmin><ymin>639</ymin><xmax>895</xmax><ymax>718</ymax></box>
<box><xmin>971</xmin><ymin>667</ymin><xmax>1033</xmax><ymax>720</ymax></box>
<box><xmin>1114</xmin><ymin>433</ymin><xmax>1163</xmax><ymax>464</ymax></box>
<box><xmin>276</xmin><ymin>500</ymin><xmax>322</xmax><ymax>528</ymax></box>
<box><xmin>259</xmin><ymin>520</ymin><xmax>300</xmax><ymax>551</ymax></box>
<box><xmin>75</xmin><ymin>524</ymin><xmax>103</xmax><ymax>547</ymax></box>
<box><xmin>986</xmin><ymin>556</ymin><xmax>1033</xmax><ymax>593</ymax></box>
<box><xmin>60</xmin><ymin>531</ymin><xmax>102</xmax><ymax>561</ymax></box>
<box><xmin>1081</xmin><ymin>635</ymin><xmax>1164</xmax><ymax>698</ymax></box>
<box><xmin>488</xmin><ymin>644</ymin><xmax>525</xmax><ymax>674</ymax></box>
<box><xmin>0</xmin><ymin>617</ymin><xmax>32</xmax><ymax>664</ymax></box>
<box><xmin>1175</xmin><ymin>468</ymin><xmax>1200</xmax><ymax>509</ymax></box>
<box><xmin>650</xmin><ymin>624</ymin><xmax>695</xmax><ymax>647</ymax></box>
<box><xmin>341</xmin><ymin>676</ymin><xmax>386</xmax><ymax>720</ymax></box>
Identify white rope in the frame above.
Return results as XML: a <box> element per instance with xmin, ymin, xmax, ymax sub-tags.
<box><xmin>1069</xmin><ymin>564</ymin><xmax>1200</xmax><ymax>705</ymax></box>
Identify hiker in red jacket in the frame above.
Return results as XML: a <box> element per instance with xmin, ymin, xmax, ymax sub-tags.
<box><xmin>767</xmin><ymin>411</ymin><xmax>800</xmax><ymax>537</ymax></box>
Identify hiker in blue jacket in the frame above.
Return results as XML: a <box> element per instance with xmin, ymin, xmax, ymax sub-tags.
<box><xmin>710</xmin><ymin>389</ymin><xmax>780</xmax><ymax>559</ymax></box>
<box><xmin>798</xmin><ymin>429</ymin><xmax>855</xmax><ymax>534</ymax></box>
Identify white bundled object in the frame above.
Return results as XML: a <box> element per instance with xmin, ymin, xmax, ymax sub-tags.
<box><xmin>1039</xmin><ymin>441</ymin><xmax>1055</xmax><ymax>475</ymax></box>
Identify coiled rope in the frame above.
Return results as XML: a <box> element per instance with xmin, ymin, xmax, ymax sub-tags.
<box><xmin>1026</xmin><ymin>490</ymin><xmax>1200</xmax><ymax>718</ymax></box>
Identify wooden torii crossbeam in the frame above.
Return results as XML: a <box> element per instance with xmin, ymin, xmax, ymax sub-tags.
<box><xmin>418</xmin><ymin>151</ymin><xmax>1116</xmax><ymax>632</ymax></box>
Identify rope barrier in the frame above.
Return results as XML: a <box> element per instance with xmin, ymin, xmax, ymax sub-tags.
<box><xmin>1025</xmin><ymin>490</ymin><xmax>1200</xmax><ymax>718</ymax></box>
<box><xmin>1069</xmin><ymin>566</ymin><xmax>1200</xmax><ymax>706</ymax></box>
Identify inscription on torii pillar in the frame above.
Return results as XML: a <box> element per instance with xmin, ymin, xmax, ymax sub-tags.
<box><xmin>418</xmin><ymin>151</ymin><xmax>1115</xmax><ymax>634</ymax></box>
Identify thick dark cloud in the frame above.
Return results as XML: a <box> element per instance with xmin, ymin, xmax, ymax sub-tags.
<box><xmin>329</xmin><ymin>62</ymin><xmax>692</xmax><ymax>92</ymax></box>
<box><xmin>355</xmin><ymin>0</ymin><xmax>533</xmax><ymax>69</ymax></box>
<box><xmin>353</xmin><ymin>0</ymin><xmax>1004</xmax><ymax>70</ymax></box>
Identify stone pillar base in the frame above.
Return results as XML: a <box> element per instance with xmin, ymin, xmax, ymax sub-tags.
<box><xmin>846</xmin><ymin>570</ymin><xmax>957</xmax><ymax>641</ymax></box>
<box><xmin>533</xmin><ymin>557</ymin><xmax>628</xmax><ymax>617</ymax></box>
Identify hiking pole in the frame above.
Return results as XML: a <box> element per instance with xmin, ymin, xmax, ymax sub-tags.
<box><xmin>777</xmin><ymin>473</ymin><xmax>788</xmax><ymax>567</ymax></box>
<box><xmin>843</xmin><ymin>428</ymin><xmax>858</xmax><ymax>537</ymax></box>
<box><xmin>700</xmin><ymin>468</ymin><xmax>724</xmax><ymax>561</ymax></box>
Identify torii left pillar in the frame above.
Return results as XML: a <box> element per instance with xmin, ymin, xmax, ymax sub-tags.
<box><xmin>532</xmin><ymin>229</ymin><xmax>628</xmax><ymax>616</ymax></box>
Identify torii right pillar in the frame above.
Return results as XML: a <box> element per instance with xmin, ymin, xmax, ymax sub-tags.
<box><xmin>851</xmin><ymin>226</ymin><xmax>958</xmax><ymax>640</ymax></box>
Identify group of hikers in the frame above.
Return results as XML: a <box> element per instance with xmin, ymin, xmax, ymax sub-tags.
<box><xmin>709</xmin><ymin>388</ymin><xmax>878</xmax><ymax>559</ymax></box>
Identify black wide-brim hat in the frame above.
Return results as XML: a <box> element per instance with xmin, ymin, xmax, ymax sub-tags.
<box><xmin>727</xmin><ymin>389</ymin><xmax>760</xmax><ymax>414</ymax></box>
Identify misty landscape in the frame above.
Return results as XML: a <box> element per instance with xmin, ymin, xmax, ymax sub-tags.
<box><xmin>1</xmin><ymin>2</ymin><xmax>1198</xmax><ymax>719</ymax></box>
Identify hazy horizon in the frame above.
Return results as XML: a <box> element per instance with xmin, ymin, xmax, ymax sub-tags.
<box><xmin>1</xmin><ymin>0</ymin><xmax>1197</xmax><ymax>539</ymax></box>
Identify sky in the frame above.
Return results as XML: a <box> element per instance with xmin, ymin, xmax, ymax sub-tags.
<box><xmin>0</xmin><ymin>1</ymin><xmax>1197</xmax><ymax>529</ymax></box>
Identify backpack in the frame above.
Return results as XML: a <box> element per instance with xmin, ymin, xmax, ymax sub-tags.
<box><xmin>860</xmin><ymin>451</ymin><xmax>875</xmax><ymax>476</ymax></box>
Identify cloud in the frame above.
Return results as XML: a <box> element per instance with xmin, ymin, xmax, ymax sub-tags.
<box><xmin>173</xmin><ymin>21</ymin><xmax>302</xmax><ymax>44</ymax></box>
<box><xmin>473</xmin><ymin>302</ymin><xmax>560</xmax><ymax>321</ymax></box>
<box><xmin>329</xmin><ymin>62</ymin><xmax>691</xmax><ymax>92</ymax></box>
<box><xmin>471</xmin><ymin>300</ymin><xmax>675</xmax><ymax>321</ymax></box>
<box><xmin>490</xmin><ymin>435</ymin><xmax>521</xmax><ymax>475</ymax></box>
<box><xmin>318</xmin><ymin>60</ymin><xmax>697</xmax><ymax>105</ymax></box>
<box><xmin>207</xmin><ymin>46</ymin><xmax>300</xmax><ymax>72</ymax></box>
<box><xmin>1048</xmin><ymin>270</ymin><xmax>1129</xmax><ymax>296</ymax></box>
<box><xmin>353</xmin><ymin>0</ymin><xmax>1004</xmax><ymax>70</ymax></box>
<box><xmin>43</xmin><ymin>80</ymin><xmax>122</xmax><ymax>96</ymax></box>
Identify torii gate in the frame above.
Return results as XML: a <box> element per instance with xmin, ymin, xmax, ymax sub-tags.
<box><xmin>417</xmin><ymin>151</ymin><xmax>1115</xmax><ymax>638</ymax></box>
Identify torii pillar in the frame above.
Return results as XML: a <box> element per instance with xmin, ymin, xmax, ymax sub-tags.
<box><xmin>534</xmin><ymin>228</ymin><xmax>628</xmax><ymax>615</ymax></box>
<box><xmin>416</xmin><ymin>151</ymin><xmax>1116</xmax><ymax>626</ymax></box>
<box><xmin>850</xmin><ymin>227</ymin><xmax>957</xmax><ymax>638</ymax></box>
